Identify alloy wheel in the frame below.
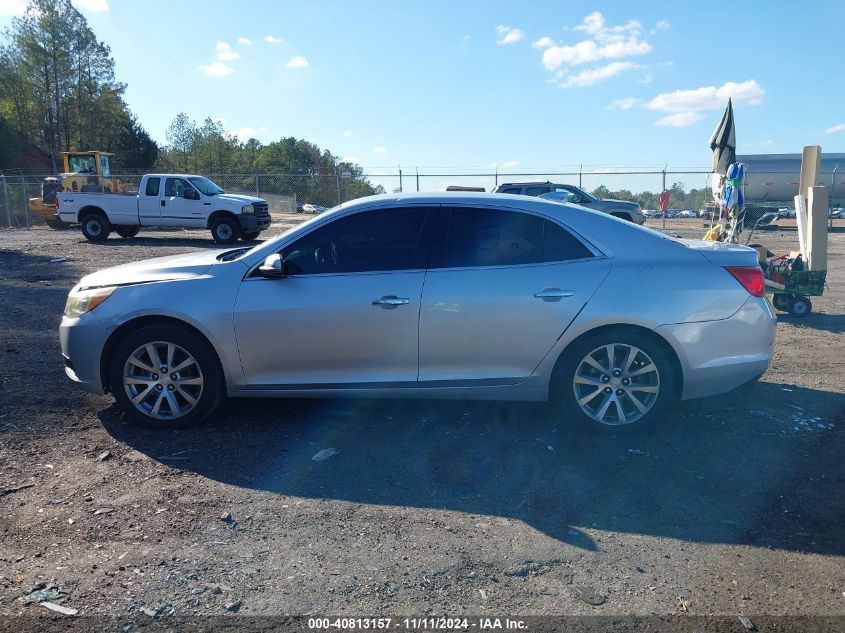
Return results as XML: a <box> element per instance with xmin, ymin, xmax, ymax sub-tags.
<box><xmin>572</xmin><ymin>343</ymin><xmax>660</xmax><ymax>426</ymax></box>
<box><xmin>122</xmin><ymin>341</ymin><xmax>204</xmax><ymax>420</ymax></box>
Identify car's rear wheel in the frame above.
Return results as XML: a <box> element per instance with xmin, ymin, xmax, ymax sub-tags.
<box><xmin>554</xmin><ymin>330</ymin><xmax>677</xmax><ymax>433</ymax></box>
<box><xmin>240</xmin><ymin>231</ymin><xmax>260</xmax><ymax>241</ymax></box>
<box><xmin>81</xmin><ymin>212</ymin><xmax>111</xmax><ymax>241</ymax></box>
<box><xmin>108</xmin><ymin>324</ymin><xmax>223</xmax><ymax>428</ymax></box>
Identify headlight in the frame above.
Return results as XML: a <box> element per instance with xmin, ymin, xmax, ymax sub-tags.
<box><xmin>242</xmin><ymin>204</ymin><xmax>254</xmax><ymax>214</ymax></box>
<box><xmin>64</xmin><ymin>286</ymin><xmax>116</xmax><ymax>318</ymax></box>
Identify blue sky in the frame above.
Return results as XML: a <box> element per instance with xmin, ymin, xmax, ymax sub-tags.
<box><xmin>2</xmin><ymin>0</ymin><xmax>844</xmax><ymax>169</ymax></box>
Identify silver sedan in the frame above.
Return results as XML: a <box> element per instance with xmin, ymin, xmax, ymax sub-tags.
<box><xmin>60</xmin><ymin>193</ymin><xmax>776</xmax><ymax>431</ymax></box>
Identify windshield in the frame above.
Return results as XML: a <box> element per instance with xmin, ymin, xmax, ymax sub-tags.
<box><xmin>68</xmin><ymin>155</ymin><xmax>96</xmax><ymax>174</ymax></box>
<box><xmin>238</xmin><ymin>204</ymin><xmax>342</xmax><ymax>260</ymax></box>
<box><xmin>188</xmin><ymin>176</ymin><xmax>225</xmax><ymax>195</ymax></box>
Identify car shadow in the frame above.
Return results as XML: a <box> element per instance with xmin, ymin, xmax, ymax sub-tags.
<box><xmin>776</xmin><ymin>311</ymin><xmax>845</xmax><ymax>334</ymax></box>
<box><xmin>100</xmin><ymin>381</ymin><xmax>845</xmax><ymax>555</ymax></box>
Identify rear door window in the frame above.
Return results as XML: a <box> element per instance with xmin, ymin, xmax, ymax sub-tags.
<box><xmin>525</xmin><ymin>185</ymin><xmax>552</xmax><ymax>196</ymax></box>
<box><xmin>500</xmin><ymin>187</ymin><xmax>523</xmax><ymax>194</ymax></box>
<box><xmin>145</xmin><ymin>177</ymin><xmax>161</xmax><ymax>197</ymax></box>
<box><xmin>542</xmin><ymin>220</ymin><xmax>594</xmax><ymax>261</ymax></box>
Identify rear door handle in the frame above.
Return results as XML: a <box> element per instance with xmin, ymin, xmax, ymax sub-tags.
<box><xmin>372</xmin><ymin>295</ymin><xmax>411</xmax><ymax>308</ymax></box>
<box><xmin>160</xmin><ymin>200</ymin><xmax>166</xmax><ymax>207</ymax></box>
<box><xmin>534</xmin><ymin>288</ymin><xmax>574</xmax><ymax>301</ymax></box>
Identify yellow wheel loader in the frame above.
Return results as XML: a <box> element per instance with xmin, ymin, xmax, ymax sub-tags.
<box><xmin>28</xmin><ymin>151</ymin><xmax>124</xmax><ymax>228</ymax></box>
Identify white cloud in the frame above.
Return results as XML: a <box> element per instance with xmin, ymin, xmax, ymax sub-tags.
<box><xmin>496</xmin><ymin>25</ymin><xmax>524</xmax><ymax>45</ymax></box>
<box><xmin>258</xmin><ymin>126</ymin><xmax>269</xmax><ymax>133</ymax></box>
<box><xmin>232</xmin><ymin>127</ymin><xmax>254</xmax><ymax>138</ymax></box>
<box><xmin>342</xmin><ymin>130</ymin><xmax>352</xmax><ymax>137</ymax></box>
<box><xmin>0</xmin><ymin>0</ymin><xmax>26</xmax><ymax>15</ymax></box>
<box><xmin>658</xmin><ymin>60</ymin><xmax>674</xmax><ymax>66</ymax></box>
<box><xmin>541</xmin><ymin>37</ymin><xmax>651</xmax><ymax>70</ymax></box>
<box><xmin>553</xmin><ymin>61</ymin><xmax>640</xmax><ymax>88</ymax></box>
<box><xmin>286</xmin><ymin>56</ymin><xmax>309</xmax><ymax>68</ymax></box>
<box><xmin>655</xmin><ymin>20</ymin><xmax>670</xmax><ymax>30</ymax></box>
<box><xmin>636</xmin><ymin>73</ymin><xmax>653</xmax><ymax>85</ymax></box>
<box><xmin>372</xmin><ymin>146</ymin><xmax>386</xmax><ymax>153</ymax></box>
<box><xmin>609</xmin><ymin>97</ymin><xmax>643</xmax><ymax>110</ymax></box>
<box><xmin>647</xmin><ymin>80</ymin><xmax>765</xmax><ymax>112</ymax></box>
<box><xmin>654</xmin><ymin>112</ymin><xmax>704</xmax><ymax>127</ymax></box>
<box><xmin>199</xmin><ymin>62</ymin><xmax>235</xmax><ymax>77</ymax></box>
<box><xmin>342</xmin><ymin>156</ymin><xmax>361</xmax><ymax>164</ymax></box>
<box><xmin>73</xmin><ymin>0</ymin><xmax>109</xmax><ymax>11</ymax></box>
<box><xmin>265</xmin><ymin>35</ymin><xmax>283</xmax><ymax>44</ymax></box>
<box><xmin>238</xmin><ymin>37</ymin><xmax>252</xmax><ymax>45</ymax></box>
<box><xmin>826</xmin><ymin>123</ymin><xmax>845</xmax><ymax>134</ymax></box>
<box><xmin>502</xmin><ymin>160</ymin><xmax>519</xmax><ymax>168</ymax></box>
<box><xmin>216</xmin><ymin>42</ymin><xmax>240</xmax><ymax>61</ymax></box>
<box><xmin>532</xmin><ymin>36</ymin><xmax>555</xmax><ymax>49</ymax></box>
<box><xmin>760</xmin><ymin>139</ymin><xmax>773</xmax><ymax>146</ymax></box>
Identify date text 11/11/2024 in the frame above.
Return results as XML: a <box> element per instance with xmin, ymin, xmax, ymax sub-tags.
<box><xmin>307</xmin><ymin>618</ymin><xmax>528</xmax><ymax>630</ymax></box>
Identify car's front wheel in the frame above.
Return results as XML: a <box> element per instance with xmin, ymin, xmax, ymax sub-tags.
<box><xmin>108</xmin><ymin>324</ymin><xmax>223</xmax><ymax>428</ymax></box>
<box><xmin>554</xmin><ymin>329</ymin><xmax>678</xmax><ymax>433</ymax></box>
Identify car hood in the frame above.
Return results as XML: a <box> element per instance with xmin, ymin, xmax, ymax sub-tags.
<box><xmin>216</xmin><ymin>193</ymin><xmax>265</xmax><ymax>205</ymax></box>
<box><xmin>593</xmin><ymin>198</ymin><xmax>641</xmax><ymax>211</ymax></box>
<box><xmin>76</xmin><ymin>250</ymin><xmax>229</xmax><ymax>290</ymax></box>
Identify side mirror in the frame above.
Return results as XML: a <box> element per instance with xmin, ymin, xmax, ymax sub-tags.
<box><xmin>258</xmin><ymin>253</ymin><xmax>286</xmax><ymax>278</ymax></box>
<box><xmin>183</xmin><ymin>188</ymin><xmax>200</xmax><ymax>200</ymax></box>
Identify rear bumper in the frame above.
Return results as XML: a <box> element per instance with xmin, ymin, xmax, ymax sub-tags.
<box><xmin>657</xmin><ymin>296</ymin><xmax>777</xmax><ymax>400</ymax></box>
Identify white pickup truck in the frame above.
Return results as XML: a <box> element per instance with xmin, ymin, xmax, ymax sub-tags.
<box><xmin>57</xmin><ymin>174</ymin><xmax>272</xmax><ymax>243</ymax></box>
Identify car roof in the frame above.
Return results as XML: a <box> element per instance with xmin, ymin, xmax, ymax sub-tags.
<box><xmin>497</xmin><ymin>181</ymin><xmax>576</xmax><ymax>187</ymax></box>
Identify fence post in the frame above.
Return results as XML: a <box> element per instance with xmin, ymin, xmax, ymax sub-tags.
<box><xmin>579</xmin><ymin>165</ymin><xmax>582</xmax><ymax>188</ymax></box>
<box><xmin>398</xmin><ymin>168</ymin><xmax>403</xmax><ymax>193</ymax></box>
<box><xmin>254</xmin><ymin>174</ymin><xmax>259</xmax><ymax>196</ymax></box>
<box><xmin>335</xmin><ymin>170</ymin><xmax>341</xmax><ymax>205</ymax></box>
<box><xmin>495</xmin><ymin>166</ymin><xmax>498</xmax><ymax>188</ymax></box>
<box><xmin>416</xmin><ymin>167</ymin><xmax>419</xmax><ymax>192</ymax></box>
<box><xmin>662</xmin><ymin>166</ymin><xmax>667</xmax><ymax>231</ymax></box>
<box><xmin>2</xmin><ymin>176</ymin><xmax>10</xmax><ymax>227</ymax></box>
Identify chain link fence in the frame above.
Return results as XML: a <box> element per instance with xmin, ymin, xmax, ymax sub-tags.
<box><xmin>2</xmin><ymin>167</ymin><xmax>840</xmax><ymax>229</ymax></box>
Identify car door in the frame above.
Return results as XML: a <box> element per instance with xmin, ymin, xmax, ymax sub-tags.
<box><xmin>418</xmin><ymin>205</ymin><xmax>610</xmax><ymax>384</ymax></box>
<box><xmin>234</xmin><ymin>206</ymin><xmax>436</xmax><ymax>387</ymax></box>
<box><xmin>138</xmin><ymin>176</ymin><xmax>162</xmax><ymax>225</ymax></box>
<box><xmin>161</xmin><ymin>177</ymin><xmax>205</xmax><ymax>227</ymax></box>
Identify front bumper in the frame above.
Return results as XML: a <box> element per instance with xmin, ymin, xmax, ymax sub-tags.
<box><xmin>60</xmin><ymin>312</ymin><xmax>110</xmax><ymax>395</ymax></box>
<box><xmin>238</xmin><ymin>212</ymin><xmax>271</xmax><ymax>232</ymax></box>
<box><xmin>657</xmin><ymin>296</ymin><xmax>777</xmax><ymax>400</ymax></box>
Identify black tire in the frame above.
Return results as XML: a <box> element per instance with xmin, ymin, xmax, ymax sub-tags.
<box><xmin>240</xmin><ymin>231</ymin><xmax>260</xmax><ymax>241</ymax></box>
<box><xmin>80</xmin><ymin>212</ymin><xmax>111</xmax><ymax>241</ymax></box>
<box><xmin>210</xmin><ymin>216</ymin><xmax>240</xmax><ymax>244</ymax></box>
<box><xmin>772</xmin><ymin>293</ymin><xmax>791</xmax><ymax>312</ymax></box>
<box><xmin>553</xmin><ymin>329</ymin><xmax>678</xmax><ymax>434</ymax></box>
<box><xmin>45</xmin><ymin>216</ymin><xmax>69</xmax><ymax>230</ymax></box>
<box><xmin>789</xmin><ymin>296</ymin><xmax>812</xmax><ymax>317</ymax></box>
<box><xmin>115</xmin><ymin>225</ymin><xmax>140</xmax><ymax>239</ymax></box>
<box><xmin>108</xmin><ymin>324</ymin><xmax>223</xmax><ymax>429</ymax></box>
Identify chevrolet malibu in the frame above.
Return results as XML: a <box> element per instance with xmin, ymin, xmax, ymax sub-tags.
<box><xmin>60</xmin><ymin>193</ymin><xmax>776</xmax><ymax>431</ymax></box>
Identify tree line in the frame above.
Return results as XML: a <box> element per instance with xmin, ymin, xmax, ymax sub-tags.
<box><xmin>0</xmin><ymin>0</ymin><xmax>384</xmax><ymax>202</ymax></box>
<box><xmin>591</xmin><ymin>183</ymin><xmax>711</xmax><ymax>211</ymax></box>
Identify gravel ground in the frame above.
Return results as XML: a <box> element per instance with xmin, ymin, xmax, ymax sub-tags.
<box><xmin>0</xmin><ymin>218</ymin><xmax>844</xmax><ymax>624</ymax></box>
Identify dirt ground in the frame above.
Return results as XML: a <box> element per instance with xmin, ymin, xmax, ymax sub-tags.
<box><xmin>0</xmin><ymin>216</ymin><xmax>844</xmax><ymax>627</ymax></box>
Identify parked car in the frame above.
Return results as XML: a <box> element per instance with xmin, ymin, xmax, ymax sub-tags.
<box><xmin>494</xmin><ymin>181</ymin><xmax>645</xmax><ymax>225</ymax></box>
<box><xmin>678</xmin><ymin>210</ymin><xmax>694</xmax><ymax>218</ymax></box>
<box><xmin>60</xmin><ymin>193</ymin><xmax>775</xmax><ymax>432</ymax></box>
<box><xmin>302</xmin><ymin>203</ymin><xmax>329</xmax><ymax>214</ymax></box>
<box><xmin>57</xmin><ymin>174</ymin><xmax>271</xmax><ymax>244</ymax></box>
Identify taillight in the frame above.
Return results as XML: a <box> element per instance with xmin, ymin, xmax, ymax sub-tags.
<box><xmin>724</xmin><ymin>266</ymin><xmax>765</xmax><ymax>297</ymax></box>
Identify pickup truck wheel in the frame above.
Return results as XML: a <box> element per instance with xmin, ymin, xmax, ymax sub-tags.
<box><xmin>116</xmin><ymin>226</ymin><xmax>140</xmax><ymax>239</ymax></box>
<box><xmin>108</xmin><ymin>324</ymin><xmax>223</xmax><ymax>428</ymax></box>
<box><xmin>211</xmin><ymin>217</ymin><xmax>240</xmax><ymax>244</ymax></box>
<box><xmin>81</xmin><ymin>213</ymin><xmax>111</xmax><ymax>241</ymax></box>
<box><xmin>240</xmin><ymin>231</ymin><xmax>260</xmax><ymax>241</ymax></box>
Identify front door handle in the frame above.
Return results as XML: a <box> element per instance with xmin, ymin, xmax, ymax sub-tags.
<box><xmin>534</xmin><ymin>288</ymin><xmax>574</xmax><ymax>301</ymax></box>
<box><xmin>372</xmin><ymin>295</ymin><xmax>411</xmax><ymax>308</ymax></box>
